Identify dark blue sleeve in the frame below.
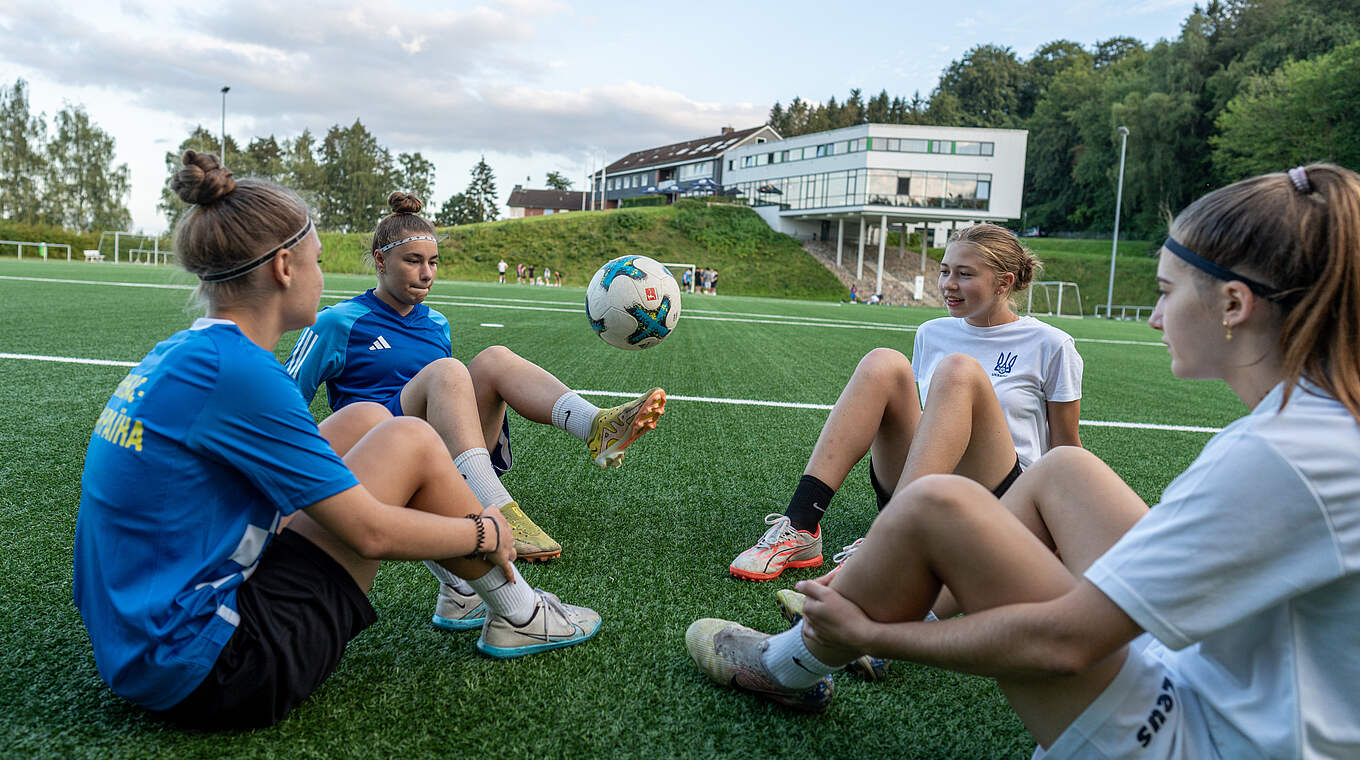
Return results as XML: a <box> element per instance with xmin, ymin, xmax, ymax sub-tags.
<box><xmin>190</xmin><ymin>341</ymin><xmax>359</xmax><ymax>514</ymax></box>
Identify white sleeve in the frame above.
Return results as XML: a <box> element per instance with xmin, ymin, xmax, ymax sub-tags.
<box><xmin>1086</xmin><ymin>432</ymin><xmax>1343</xmax><ymax>650</ymax></box>
<box><xmin>1041</xmin><ymin>336</ymin><xmax>1083</xmax><ymax>402</ymax></box>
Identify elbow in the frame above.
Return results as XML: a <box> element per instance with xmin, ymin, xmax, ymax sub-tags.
<box><xmin>349</xmin><ymin>526</ymin><xmax>391</xmax><ymax>560</ymax></box>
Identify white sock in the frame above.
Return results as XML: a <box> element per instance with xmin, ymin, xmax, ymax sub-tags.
<box><xmin>466</xmin><ymin>566</ymin><xmax>537</xmax><ymax>625</ymax></box>
<box><xmin>760</xmin><ymin>620</ymin><xmax>841</xmax><ymax>688</ymax></box>
<box><xmin>453</xmin><ymin>448</ymin><xmax>513</xmax><ymax>508</ymax></box>
<box><xmin>422</xmin><ymin>561</ymin><xmax>475</xmax><ymax>595</ymax></box>
<box><xmin>551</xmin><ymin>391</ymin><xmax>600</xmax><ymax>443</ymax></box>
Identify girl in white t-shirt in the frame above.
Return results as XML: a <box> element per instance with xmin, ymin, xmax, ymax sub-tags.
<box><xmin>689</xmin><ymin>164</ymin><xmax>1360</xmax><ymax>759</ymax></box>
<box><xmin>730</xmin><ymin>223</ymin><xmax>1083</xmax><ymax>584</ymax></box>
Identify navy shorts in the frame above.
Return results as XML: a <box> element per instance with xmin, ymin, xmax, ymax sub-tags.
<box><xmin>151</xmin><ymin>529</ymin><xmax>376</xmax><ymax>730</ymax></box>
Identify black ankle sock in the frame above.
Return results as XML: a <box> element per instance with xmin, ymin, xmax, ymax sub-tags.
<box><xmin>785</xmin><ymin>474</ymin><xmax>835</xmax><ymax>533</ymax></box>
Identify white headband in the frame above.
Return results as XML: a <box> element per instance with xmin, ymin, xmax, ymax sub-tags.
<box><xmin>377</xmin><ymin>235</ymin><xmax>437</xmax><ymax>253</ymax></box>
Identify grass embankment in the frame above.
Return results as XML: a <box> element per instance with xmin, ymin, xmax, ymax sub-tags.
<box><xmin>319</xmin><ymin>200</ymin><xmax>847</xmax><ymax>300</ymax></box>
<box><xmin>1021</xmin><ymin>237</ymin><xmax>1161</xmax><ymax>315</ymax></box>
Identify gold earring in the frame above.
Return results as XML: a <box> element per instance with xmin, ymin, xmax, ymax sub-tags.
<box><xmin>1223</xmin><ymin>320</ymin><xmax>1232</xmax><ymax>341</ymax></box>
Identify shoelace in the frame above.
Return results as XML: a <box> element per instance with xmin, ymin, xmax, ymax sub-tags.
<box><xmin>832</xmin><ymin>538</ymin><xmax>864</xmax><ymax>565</ymax></box>
<box><xmin>755</xmin><ymin>513</ymin><xmax>799</xmax><ymax>548</ymax></box>
<box><xmin>537</xmin><ymin>589</ymin><xmax>580</xmax><ymax>625</ymax></box>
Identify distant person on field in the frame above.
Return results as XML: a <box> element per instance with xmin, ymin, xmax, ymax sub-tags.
<box><xmin>711</xmin><ymin>268</ymin><xmax>719</xmax><ymax>295</ymax></box>
<box><xmin>73</xmin><ymin>152</ymin><xmax>601</xmax><ymax>731</ymax></box>
<box><xmin>689</xmin><ymin>165</ymin><xmax>1360</xmax><ymax>760</ymax></box>
<box><xmin>849</xmin><ymin>284</ymin><xmax>858</xmax><ymax>303</ymax></box>
<box><xmin>527</xmin><ymin>264</ymin><xmax>535</xmax><ymax>284</ymax></box>
<box><xmin>284</xmin><ymin>192</ymin><xmax>666</xmax><ymax>617</ymax></box>
<box><xmin>497</xmin><ymin>258</ymin><xmax>507</xmax><ymax>284</ymax></box>
<box><xmin>555</xmin><ymin>269</ymin><xmax>563</xmax><ymax>287</ymax></box>
<box><xmin>682</xmin><ymin>268</ymin><xmax>692</xmax><ymax>293</ymax></box>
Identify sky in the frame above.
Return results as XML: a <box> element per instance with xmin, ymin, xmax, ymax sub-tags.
<box><xmin>1</xmin><ymin>0</ymin><xmax>1198</xmax><ymax>233</ymax></box>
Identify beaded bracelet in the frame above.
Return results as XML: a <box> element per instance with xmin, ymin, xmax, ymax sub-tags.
<box><xmin>466</xmin><ymin>514</ymin><xmax>486</xmax><ymax>558</ymax></box>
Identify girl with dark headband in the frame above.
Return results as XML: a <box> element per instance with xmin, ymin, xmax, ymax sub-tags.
<box><xmin>283</xmin><ymin>191</ymin><xmax>665</xmax><ymax>628</ymax></box>
<box><xmin>73</xmin><ymin>152</ymin><xmax>600</xmax><ymax>731</ymax></box>
<box><xmin>687</xmin><ymin>164</ymin><xmax>1360</xmax><ymax>760</ymax></box>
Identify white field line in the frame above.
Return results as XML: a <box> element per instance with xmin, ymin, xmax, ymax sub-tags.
<box><xmin>1</xmin><ymin>274</ymin><xmax>1165</xmax><ymax>345</ymax></box>
<box><xmin>0</xmin><ymin>351</ymin><xmax>1222</xmax><ymax>434</ymax></box>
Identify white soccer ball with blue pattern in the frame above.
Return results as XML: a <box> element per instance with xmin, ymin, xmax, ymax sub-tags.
<box><xmin>586</xmin><ymin>255</ymin><xmax>682</xmax><ymax>350</ymax></box>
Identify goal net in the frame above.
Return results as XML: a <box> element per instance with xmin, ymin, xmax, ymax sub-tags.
<box><xmin>1025</xmin><ymin>281</ymin><xmax>1084</xmax><ymax>317</ymax></box>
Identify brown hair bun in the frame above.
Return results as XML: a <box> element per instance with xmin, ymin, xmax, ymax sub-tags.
<box><xmin>388</xmin><ymin>191</ymin><xmax>423</xmax><ymax>214</ymax></box>
<box><xmin>171</xmin><ymin>150</ymin><xmax>236</xmax><ymax>205</ymax></box>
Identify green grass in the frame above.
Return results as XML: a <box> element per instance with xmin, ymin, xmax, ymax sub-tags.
<box><xmin>0</xmin><ymin>259</ymin><xmax>1246</xmax><ymax>759</ymax></box>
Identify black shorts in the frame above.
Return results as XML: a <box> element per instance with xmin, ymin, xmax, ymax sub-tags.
<box><xmin>152</xmin><ymin>529</ymin><xmax>376</xmax><ymax>730</ymax></box>
<box><xmin>869</xmin><ymin>456</ymin><xmax>1023</xmax><ymax>511</ymax></box>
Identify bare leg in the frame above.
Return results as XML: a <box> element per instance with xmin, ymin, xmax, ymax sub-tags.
<box><xmin>803</xmin><ymin>348</ymin><xmax>923</xmax><ymax>490</ymax></box>
<box><xmin>398</xmin><ymin>357</ymin><xmax>488</xmax><ymax>460</ymax></box>
<box><xmin>898</xmin><ymin>353</ymin><xmax>1018</xmax><ymax>492</ymax></box>
<box><xmin>931</xmin><ymin>447</ymin><xmax>1147</xmax><ymax>617</ymax></box>
<box><xmin>287</xmin><ymin>412</ymin><xmax>497</xmax><ymax>593</ymax></box>
<box><xmin>466</xmin><ymin>345</ymin><xmax>570</xmax><ymax>451</ymax></box>
<box><xmin>811</xmin><ymin>454</ymin><xmax>1149</xmax><ymax>744</ymax></box>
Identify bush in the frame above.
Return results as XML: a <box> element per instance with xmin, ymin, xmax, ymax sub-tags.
<box><xmin>619</xmin><ymin>196</ymin><xmax>666</xmax><ymax>208</ymax></box>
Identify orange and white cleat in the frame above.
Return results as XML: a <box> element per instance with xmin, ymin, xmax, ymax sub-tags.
<box><xmin>729</xmin><ymin>514</ymin><xmax>823</xmax><ymax>581</ymax></box>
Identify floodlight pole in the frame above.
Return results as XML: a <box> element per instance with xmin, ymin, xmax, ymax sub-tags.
<box><xmin>1105</xmin><ymin>126</ymin><xmax>1129</xmax><ymax>318</ymax></box>
<box><xmin>220</xmin><ymin>86</ymin><xmax>231</xmax><ymax>165</ymax></box>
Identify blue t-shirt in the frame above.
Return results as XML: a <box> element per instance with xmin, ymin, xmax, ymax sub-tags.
<box><xmin>285</xmin><ymin>289</ymin><xmax>451</xmax><ymax>410</ymax></box>
<box><xmin>73</xmin><ymin>319</ymin><xmax>360</xmax><ymax>710</ymax></box>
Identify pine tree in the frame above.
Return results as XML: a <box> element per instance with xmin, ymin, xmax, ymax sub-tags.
<box><xmin>464</xmin><ymin>156</ymin><xmax>498</xmax><ymax>223</ymax></box>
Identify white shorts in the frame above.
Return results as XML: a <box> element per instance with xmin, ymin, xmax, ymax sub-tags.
<box><xmin>1034</xmin><ymin>635</ymin><xmax>1218</xmax><ymax>760</ymax></box>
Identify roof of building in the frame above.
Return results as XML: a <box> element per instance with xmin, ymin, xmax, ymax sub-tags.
<box><xmin>605</xmin><ymin>125</ymin><xmax>775</xmax><ymax>174</ymax></box>
<box><xmin>507</xmin><ymin>186</ymin><xmax>582</xmax><ymax>209</ymax></box>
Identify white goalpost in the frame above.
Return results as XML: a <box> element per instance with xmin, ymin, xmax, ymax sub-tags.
<box><xmin>1025</xmin><ymin>280</ymin><xmax>1084</xmax><ymax>318</ymax></box>
<box><xmin>663</xmin><ymin>262</ymin><xmax>697</xmax><ymax>293</ymax></box>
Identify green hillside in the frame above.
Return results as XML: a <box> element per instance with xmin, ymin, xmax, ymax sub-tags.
<box><xmin>320</xmin><ymin>200</ymin><xmax>847</xmax><ymax>300</ymax></box>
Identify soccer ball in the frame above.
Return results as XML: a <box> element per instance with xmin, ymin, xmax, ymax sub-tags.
<box><xmin>586</xmin><ymin>255</ymin><xmax>682</xmax><ymax>350</ymax></box>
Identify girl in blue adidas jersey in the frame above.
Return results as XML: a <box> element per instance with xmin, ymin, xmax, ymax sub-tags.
<box><xmin>284</xmin><ymin>192</ymin><xmax>666</xmax><ymax>574</ymax></box>
<box><xmin>689</xmin><ymin>164</ymin><xmax>1360</xmax><ymax>759</ymax></box>
<box><xmin>73</xmin><ymin>152</ymin><xmax>600</xmax><ymax>730</ymax></box>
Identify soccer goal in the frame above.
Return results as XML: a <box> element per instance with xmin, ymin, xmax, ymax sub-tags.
<box><xmin>1025</xmin><ymin>281</ymin><xmax>1084</xmax><ymax>318</ymax></box>
<box><xmin>96</xmin><ymin>230</ymin><xmax>168</xmax><ymax>264</ymax></box>
<box><xmin>663</xmin><ymin>262</ymin><xmax>697</xmax><ymax>293</ymax></box>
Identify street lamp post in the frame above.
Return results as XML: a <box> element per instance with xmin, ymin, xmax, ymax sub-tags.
<box><xmin>220</xmin><ymin>86</ymin><xmax>231</xmax><ymax>165</ymax></box>
<box><xmin>1105</xmin><ymin>126</ymin><xmax>1130</xmax><ymax>318</ymax></box>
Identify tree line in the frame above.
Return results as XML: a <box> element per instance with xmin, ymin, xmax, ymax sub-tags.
<box><xmin>767</xmin><ymin>0</ymin><xmax>1360</xmax><ymax>239</ymax></box>
<box><xmin>0</xmin><ymin>79</ymin><xmax>132</xmax><ymax>232</ymax></box>
<box><xmin>157</xmin><ymin>121</ymin><xmax>501</xmax><ymax>232</ymax></box>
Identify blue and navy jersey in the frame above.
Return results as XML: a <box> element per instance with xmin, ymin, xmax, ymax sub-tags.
<box><xmin>284</xmin><ymin>289</ymin><xmax>451</xmax><ymax>411</ymax></box>
<box><xmin>73</xmin><ymin>319</ymin><xmax>359</xmax><ymax>710</ymax></box>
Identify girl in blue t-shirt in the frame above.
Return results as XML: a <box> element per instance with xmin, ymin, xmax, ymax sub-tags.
<box><xmin>73</xmin><ymin>151</ymin><xmax>600</xmax><ymax>730</ymax></box>
<box><xmin>286</xmin><ymin>192</ymin><xmax>667</xmax><ymax>568</ymax></box>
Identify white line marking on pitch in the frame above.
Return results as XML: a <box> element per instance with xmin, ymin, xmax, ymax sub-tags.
<box><xmin>1</xmin><ymin>274</ymin><xmax>1165</xmax><ymax>345</ymax></box>
<box><xmin>0</xmin><ymin>352</ymin><xmax>1220</xmax><ymax>432</ymax></box>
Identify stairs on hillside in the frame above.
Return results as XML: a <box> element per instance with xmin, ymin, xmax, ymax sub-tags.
<box><xmin>803</xmin><ymin>240</ymin><xmax>944</xmax><ymax>308</ymax></box>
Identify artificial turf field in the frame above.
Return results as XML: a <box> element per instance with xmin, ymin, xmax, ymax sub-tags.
<box><xmin>0</xmin><ymin>259</ymin><xmax>1245</xmax><ymax>759</ymax></box>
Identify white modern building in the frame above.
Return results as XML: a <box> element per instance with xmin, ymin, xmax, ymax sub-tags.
<box><xmin>723</xmin><ymin>123</ymin><xmax>1027</xmax><ymax>295</ymax></box>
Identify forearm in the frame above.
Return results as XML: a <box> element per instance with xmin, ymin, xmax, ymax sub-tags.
<box><xmin>860</xmin><ymin>602</ymin><xmax>1097</xmax><ymax>680</ymax></box>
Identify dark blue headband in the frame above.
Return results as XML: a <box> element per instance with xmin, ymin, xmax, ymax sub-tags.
<box><xmin>1162</xmin><ymin>236</ymin><xmax>1286</xmax><ymax>300</ymax></box>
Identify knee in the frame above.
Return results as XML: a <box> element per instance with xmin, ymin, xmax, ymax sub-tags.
<box><xmin>1030</xmin><ymin>445</ymin><xmax>1101</xmax><ymax>475</ymax></box>
<box><xmin>877</xmin><ymin>474</ymin><xmax>980</xmax><ymax>536</ymax></box>
<box><xmin>855</xmin><ymin>347</ymin><xmax>914</xmax><ymax>384</ymax></box>
<box><xmin>377</xmin><ymin>416</ymin><xmax>446</xmax><ymax>463</ymax></box>
<box><xmin>468</xmin><ymin>345</ymin><xmax>516</xmax><ymax>380</ymax></box>
<box><xmin>319</xmin><ymin>401</ymin><xmax>392</xmax><ymax>441</ymax></box>
<box><xmin>925</xmin><ymin>353</ymin><xmax>989</xmax><ymax>396</ymax></box>
<box><xmin>422</xmin><ymin>357</ymin><xmax>472</xmax><ymax>390</ymax></box>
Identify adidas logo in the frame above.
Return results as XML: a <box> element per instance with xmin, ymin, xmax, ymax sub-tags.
<box><xmin>368</xmin><ymin>335</ymin><xmax>392</xmax><ymax>351</ymax></box>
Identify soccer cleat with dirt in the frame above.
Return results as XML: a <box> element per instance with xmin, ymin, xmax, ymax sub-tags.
<box><xmin>774</xmin><ymin>587</ymin><xmax>890</xmax><ymax>682</ymax></box>
<box><xmin>431</xmin><ymin>583</ymin><xmax>487</xmax><ymax>632</ymax></box>
<box><xmin>729</xmin><ymin>514</ymin><xmax>823</xmax><ymax>581</ymax></box>
<box><xmin>685</xmin><ymin>618</ymin><xmax>833</xmax><ymax>713</ymax></box>
<box><xmin>498</xmin><ymin>501</ymin><xmax>562</xmax><ymax>562</ymax></box>
<box><xmin>587</xmin><ymin>387</ymin><xmax>667</xmax><ymax>468</ymax></box>
<box><xmin>476</xmin><ymin>589</ymin><xmax>601</xmax><ymax>659</ymax></box>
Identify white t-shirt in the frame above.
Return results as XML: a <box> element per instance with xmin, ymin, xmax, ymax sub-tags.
<box><xmin>498</xmin><ymin>260</ymin><xmax>507</xmax><ymax>273</ymax></box>
<box><xmin>912</xmin><ymin>316</ymin><xmax>1083</xmax><ymax>467</ymax></box>
<box><xmin>1087</xmin><ymin>381</ymin><xmax>1360</xmax><ymax>759</ymax></box>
